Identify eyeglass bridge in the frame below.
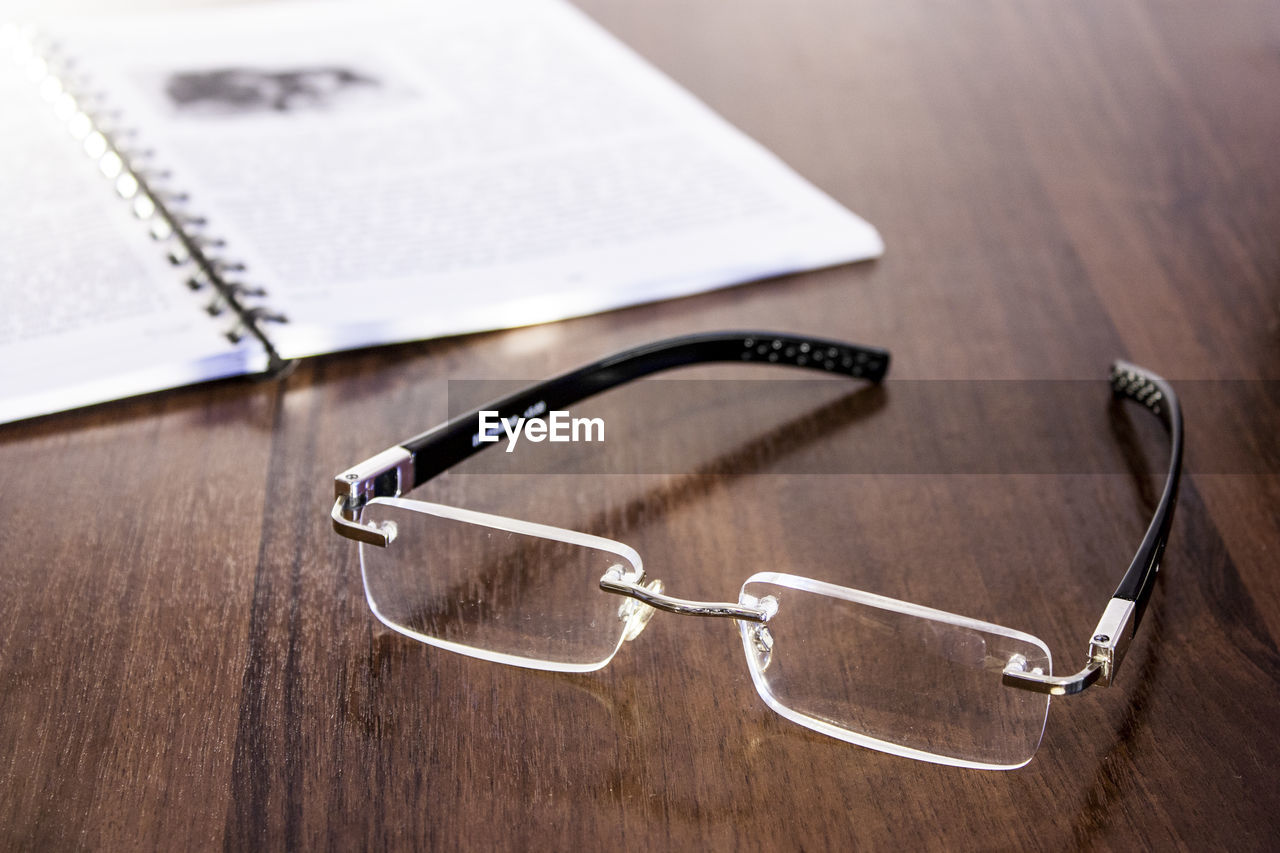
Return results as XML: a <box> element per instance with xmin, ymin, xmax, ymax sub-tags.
<box><xmin>600</xmin><ymin>565</ymin><xmax>776</xmax><ymax>623</ymax></box>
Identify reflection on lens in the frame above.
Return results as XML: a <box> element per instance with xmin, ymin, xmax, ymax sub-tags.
<box><xmin>360</xmin><ymin>497</ymin><xmax>641</xmax><ymax>672</ymax></box>
<box><xmin>738</xmin><ymin>572</ymin><xmax>1051</xmax><ymax>769</ymax></box>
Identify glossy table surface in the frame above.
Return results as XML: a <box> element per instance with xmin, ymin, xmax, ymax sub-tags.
<box><xmin>3</xmin><ymin>1</ymin><xmax>1279</xmax><ymax>849</ymax></box>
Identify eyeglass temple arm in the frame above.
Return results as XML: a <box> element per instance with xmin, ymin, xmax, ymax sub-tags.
<box><xmin>1004</xmin><ymin>360</ymin><xmax>1184</xmax><ymax>696</ymax></box>
<box><xmin>333</xmin><ymin>332</ymin><xmax>889</xmax><ymax>544</ymax></box>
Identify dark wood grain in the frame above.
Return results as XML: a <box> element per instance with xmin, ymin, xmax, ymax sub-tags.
<box><xmin>3</xmin><ymin>0</ymin><xmax>1279</xmax><ymax>849</ymax></box>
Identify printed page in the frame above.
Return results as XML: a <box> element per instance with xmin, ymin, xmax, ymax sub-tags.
<box><xmin>0</xmin><ymin>45</ymin><xmax>265</xmax><ymax>425</ymax></box>
<box><xmin>53</xmin><ymin>0</ymin><xmax>883</xmax><ymax>359</ymax></box>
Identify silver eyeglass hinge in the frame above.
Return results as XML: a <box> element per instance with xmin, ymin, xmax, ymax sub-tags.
<box><xmin>332</xmin><ymin>446</ymin><xmax>414</xmax><ymax>547</ymax></box>
<box><xmin>1084</xmin><ymin>597</ymin><xmax>1137</xmax><ymax>687</ymax></box>
<box><xmin>1002</xmin><ymin>597</ymin><xmax>1137</xmax><ymax>695</ymax></box>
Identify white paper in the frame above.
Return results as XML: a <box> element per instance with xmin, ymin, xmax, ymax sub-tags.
<box><xmin>54</xmin><ymin>0</ymin><xmax>883</xmax><ymax>360</ymax></box>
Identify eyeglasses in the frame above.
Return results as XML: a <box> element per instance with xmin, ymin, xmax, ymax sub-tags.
<box><xmin>331</xmin><ymin>331</ymin><xmax>1183</xmax><ymax>770</ymax></box>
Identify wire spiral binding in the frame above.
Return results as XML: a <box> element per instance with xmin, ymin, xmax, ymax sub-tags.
<box><xmin>4</xmin><ymin>25</ymin><xmax>295</xmax><ymax>376</ymax></box>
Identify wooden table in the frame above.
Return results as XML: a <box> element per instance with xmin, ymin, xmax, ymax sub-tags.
<box><xmin>3</xmin><ymin>1</ymin><xmax>1278</xmax><ymax>849</ymax></box>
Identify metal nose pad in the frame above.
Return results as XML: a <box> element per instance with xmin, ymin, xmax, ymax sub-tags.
<box><xmin>747</xmin><ymin>623</ymin><xmax>774</xmax><ymax>671</ymax></box>
<box><xmin>618</xmin><ymin>578</ymin><xmax>662</xmax><ymax>642</ymax></box>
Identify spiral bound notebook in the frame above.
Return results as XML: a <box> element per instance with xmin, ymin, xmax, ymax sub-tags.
<box><xmin>0</xmin><ymin>0</ymin><xmax>883</xmax><ymax>426</ymax></box>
